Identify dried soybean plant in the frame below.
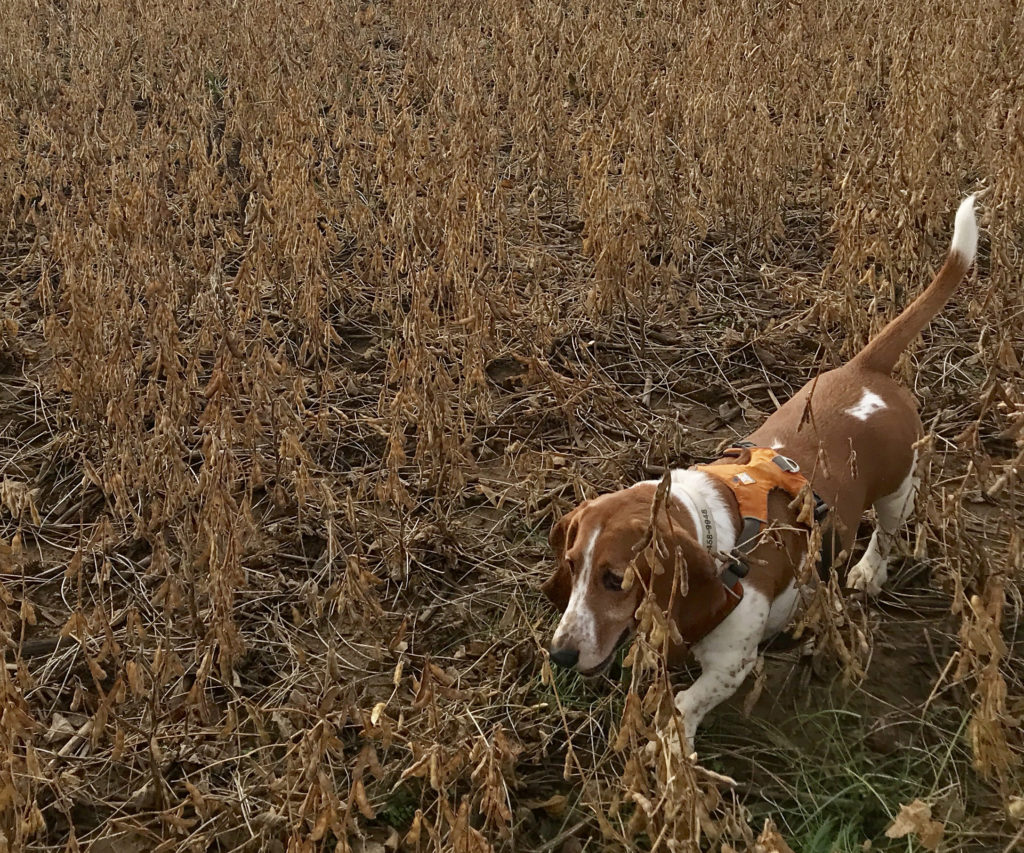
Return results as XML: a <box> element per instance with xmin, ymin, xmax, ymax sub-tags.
<box><xmin>0</xmin><ymin>0</ymin><xmax>1022</xmax><ymax>851</ymax></box>
<box><xmin>607</xmin><ymin>471</ymin><xmax>753</xmax><ymax>852</ymax></box>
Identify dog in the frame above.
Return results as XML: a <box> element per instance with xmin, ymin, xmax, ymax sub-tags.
<box><xmin>542</xmin><ymin>195</ymin><xmax>978</xmax><ymax>749</ymax></box>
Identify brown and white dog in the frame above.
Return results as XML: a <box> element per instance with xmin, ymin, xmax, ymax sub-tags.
<box><xmin>543</xmin><ymin>196</ymin><xmax>978</xmax><ymax>749</ymax></box>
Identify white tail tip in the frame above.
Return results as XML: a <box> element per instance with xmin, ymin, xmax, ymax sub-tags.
<box><xmin>950</xmin><ymin>194</ymin><xmax>978</xmax><ymax>265</ymax></box>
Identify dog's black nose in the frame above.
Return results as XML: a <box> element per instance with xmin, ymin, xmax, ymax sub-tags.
<box><xmin>549</xmin><ymin>645</ymin><xmax>580</xmax><ymax>669</ymax></box>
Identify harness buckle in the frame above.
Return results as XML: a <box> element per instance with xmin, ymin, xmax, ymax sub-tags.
<box><xmin>727</xmin><ymin>558</ymin><xmax>749</xmax><ymax>579</ymax></box>
<box><xmin>718</xmin><ymin>517</ymin><xmax>756</xmax><ymax>591</ymax></box>
<box><xmin>772</xmin><ymin>454</ymin><xmax>801</xmax><ymax>473</ymax></box>
<box><xmin>719</xmin><ymin>560</ymin><xmax>747</xmax><ymax>597</ymax></box>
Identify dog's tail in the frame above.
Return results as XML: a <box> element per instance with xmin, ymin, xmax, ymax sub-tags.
<box><xmin>852</xmin><ymin>195</ymin><xmax>978</xmax><ymax>375</ymax></box>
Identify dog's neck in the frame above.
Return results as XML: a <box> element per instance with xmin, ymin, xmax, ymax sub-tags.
<box><xmin>669</xmin><ymin>470</ymin><xmax>740</xmax><ymax>560</ymax></box>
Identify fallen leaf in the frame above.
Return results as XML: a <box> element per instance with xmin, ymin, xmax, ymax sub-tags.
<box><xmin>522</xmin><ymin>793</ymin><xmax>568</xmax><ymax>817</ymax></box>
<box><xmin>45</xmin><ymin>713</ymin><xmax>77</xmax><ymax>744</ymax></box>
<box><xmin>753</xmin><ymin>818</ymin><xmax>795</xmax><ymax>853</ymax></box>
<box><xmin>1008</xmin><ymin>795</ymin><xmax>1024</xmax><ymax>822</ymax></box>
<box><xmin>885</xmin><ymin>799</ymin><xmax>944</xmax><ymax>851</ymax></box>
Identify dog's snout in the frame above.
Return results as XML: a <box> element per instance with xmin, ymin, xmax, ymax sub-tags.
<box><xmin>549</xmin><ymin>645</ymin><xmax>580</xmax><ymax>669</ymax></box>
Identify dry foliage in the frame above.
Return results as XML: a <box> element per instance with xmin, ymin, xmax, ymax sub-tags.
<box><xmin>0</xmin><ymin>1</ymin><xmax>1022</xmax><ymax>851</ymax></box>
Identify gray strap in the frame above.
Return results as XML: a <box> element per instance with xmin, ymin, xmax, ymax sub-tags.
<box><xmin>719</xmin><ymin>516</ymin><xmax>760</xmax><ymax>591</ymax></box>
<box><xmin>719</xmin><ymin>563</ymin><xmax>746</xmax><ymax>591</ymax></box>
<box><xmin>735</xmin><ymin>517</ymin><xmax>762</xmax><ymax>552</ymax></box>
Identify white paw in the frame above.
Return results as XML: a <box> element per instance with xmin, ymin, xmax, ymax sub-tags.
<box><xmin>671</xmin><ymin>694</ymin><xmax>698</xmax><ymax>756</ymax></box>
<box><xmin>847</xmin><ymin>557</ymin><xmax>887</xmax><ymax>596</ymax></box>
<box><xmin>669</xmin><ymin>730</ymin><xmax>694</xmax><ymax>760</ymax></box>
<box><xmin>650</xmin><ymin>729</ymin><xmax>694</xmax><ymax>765</ymax></box>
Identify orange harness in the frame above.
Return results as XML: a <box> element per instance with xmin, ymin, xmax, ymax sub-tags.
<box><xmin>695</xmin><ymin>446</ymin><xmax>811</xmax><ymax>525</ymax></box>
<box><xmin>677</xmin><ymin>445</ymin><xmax>827</xmax><ymax>645</ymax></box>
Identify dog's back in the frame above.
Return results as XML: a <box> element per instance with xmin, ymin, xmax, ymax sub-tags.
<box><xmin>748</xmin><ymin>196</ymin><xmax>978</xmax><ymax>554</ymax></box>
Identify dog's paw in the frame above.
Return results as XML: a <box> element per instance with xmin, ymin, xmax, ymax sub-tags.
<box><xmin>846</xmin><ymin>557</ymin><xmax>887</xmax><ymax>596</ymax></box>
<box><xmin>646</xmin><ymin>730</ymin><xmax>694</xmax><ymax>765</ymax></box>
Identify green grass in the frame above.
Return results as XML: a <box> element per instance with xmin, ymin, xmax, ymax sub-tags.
<box><xmin>538</xmin><ymin>646</ymin><xmax>633</xmax><ymax>715</ymax></box>
<box><xmin>381</xmin><ymin>782</ymin><xmax>419</xmax><ymax>831</ymax></box>
<box><xmin>700</xmin><ymin>703</ymin><xmax>975</xmax><ymax>853</ymax></box>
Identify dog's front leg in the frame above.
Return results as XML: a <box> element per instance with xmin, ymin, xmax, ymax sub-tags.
<box><xmin>673</xmin><ymin>650</ymin><xmax>758</xmax><ymax>752</ymax></box>
<box><xmin>672</xmin><ymin>592</ymin><xmax>769</xmax><ymax>752</ymax></box>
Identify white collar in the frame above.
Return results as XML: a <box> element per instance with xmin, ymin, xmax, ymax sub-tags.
<box><xmin>666</xmin><ymin>470</ymin><xmax>738</xmax><ymax>560</ymax></box>
<box><xmin>672</xmin><ymin>482</ymin><xmax>718</xmax><ymax>554</ymax></box>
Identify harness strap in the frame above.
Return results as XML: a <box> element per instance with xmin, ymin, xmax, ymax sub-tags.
<box><xmin>673</xmin><ymin>444</ymin><xmax>833</xmax><ymax>647</ymax></box>
<box><xmin>717</xmin><ymin>517</ymin><xmax>759</xmax><ymax>589</ymax></box>
<box><xmin>746</xmin><ymin>440</ymin><xmax>830</xmax><ymax>527</ymax></box>
<box><xmin>696</xmin><ymin>442</ymin><xmax>831</xmax><ymax>593</ymax></box>
<box><xmin>734</xmin><ymin>444</ymin><xmax>834</xmax><ymax>578</ymax></box>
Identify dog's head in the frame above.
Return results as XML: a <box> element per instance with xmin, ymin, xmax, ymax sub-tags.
<box><xmin>543</xmin><ymin>484</ymin><xmax>719</xmax><ymax>674</ymax></box>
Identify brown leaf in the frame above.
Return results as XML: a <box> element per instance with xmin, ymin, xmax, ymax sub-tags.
<box><xmin>352</xmin><ymin>776</ymin><xmax>375</xmax><ymax>820</ymax></box>
<box><xmin>522</xmin><ymin>794</ymin><xmax>568</xmax><ymax>817</ymax></box>
<box><xmin>742</xmin><ymin>655</ymin><xmax>766</xmax><ymax>717</ymax></box>
<box><xmin>754</xmin><ymin>819</ymin><xmax>796</xmax><ymax>853</ymax></box>
<box><xmin>885</xmin><ymin>799</ymin><xmax>944</xmax><ymax>851</ymax></box>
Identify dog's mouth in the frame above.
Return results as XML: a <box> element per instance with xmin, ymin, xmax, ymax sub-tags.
<box><xmin>579</xmin><ymin>628</ymin><xmax>633</xmax><ymax>677</ymax></box>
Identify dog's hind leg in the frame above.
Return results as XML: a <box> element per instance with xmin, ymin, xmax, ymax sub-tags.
<box><xmin>847</xmin><ymin>455</ymin><xmax>919</xmax><ymax>596</ymax></box>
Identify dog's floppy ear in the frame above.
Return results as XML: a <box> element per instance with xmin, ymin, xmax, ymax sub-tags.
<box><xmin>547</xmin><ymin>509</ymin><xmax>574</xmax><ymax>558</ymax></box>
<box><xmin>647</xmin><ymin>516</ymin><xmax>730</xmax><ymax>647</ymax></box>
<box><xmin>541</xmin><ymin>504</ymin><xmax>586</xmax><ymax>611</ymax></box>
<box><xmin>541</xmin><ymin>561</ymin><xmax>572</xmax><ymax>611</ymax></box>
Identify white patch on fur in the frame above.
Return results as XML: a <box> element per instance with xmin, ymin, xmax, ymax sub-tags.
<box><xmin>769</xmin><ymin>438</ymin><xmax>784</xmax><ymax>450</ymax></box>
<box><xmin>846</xmin><ymin>388</ymin><xmax>887</xmax><ymax>421</ymax></box>
<box><xmin>665</xmin><ymin>470</ymin><xmax>739</xmax><ymax>559</ymax></box>
<box><xmin>764</xmin><ymin>579</ymin><xmax>799</xmax><ymax>634</ymax></box>
<box><xmin>552</xmin><ymin>525</ymin><xmax>601</xmax><ymax>664</ymax></box>
<box><xmin>950</xmin><ymin>194</ymin><xmax>978</xmax><ymax>265</ymax></box>
<box><xmin>848</xmin><ymin>450</ymin><xmax>919</xmax><ymax>596</ymax></box>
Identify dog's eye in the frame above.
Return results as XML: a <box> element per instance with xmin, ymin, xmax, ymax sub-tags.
<box><xmin>603</xmin><ymin>570</ymin><xmax>624</xmax><ymax>591</ymax></box>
